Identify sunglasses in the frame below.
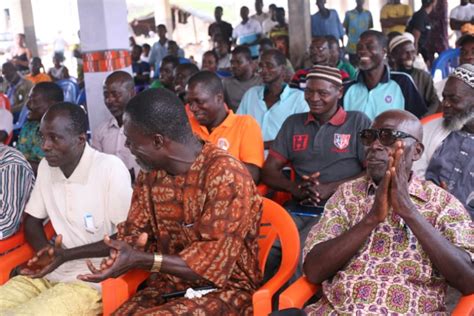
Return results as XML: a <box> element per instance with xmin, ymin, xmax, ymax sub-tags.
<box><xmin>359</xmin><ymin>128</ymin><xmax>419</xmax><ymax>146</ymax></box>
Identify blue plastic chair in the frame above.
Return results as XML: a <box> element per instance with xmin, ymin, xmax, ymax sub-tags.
<box><xmin>56</xmin><ymin>79</ymin><xmax>79</xmax><ymax>103</ymax></box>
<box><xmin>238</xmin><ymin>33</ymin><xmax>260</xmax><ymax>58</ymax></box>
<box><xmin>431</xmin><ymin>48</ymin><xmax>460</xmax><ymax>79</ymax></box>
<box><xmin>76</xmin><ymin>88</ymin><xmax>86</xmax><ymax>106</ymax></box>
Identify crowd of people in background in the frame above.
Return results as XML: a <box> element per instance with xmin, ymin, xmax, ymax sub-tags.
<box><xmin>0</xmin><ymin>0</ymin><xmax>473</xmax><ymax>315</ymax></box>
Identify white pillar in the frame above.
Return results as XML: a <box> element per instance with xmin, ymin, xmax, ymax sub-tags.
<box><xmin>288</xmin><ymin>0</ymin><xmax>311</xmax><ymax>69</ymax></box>
<box><xmin>77</xmin><ymin>0</ymin><xmax>131</xmax><ymax>133</ymax></box>
<box><xmin>154</xmin><ymin>0</ymin><xmax>172</xmax><ymax>35</ymax></box>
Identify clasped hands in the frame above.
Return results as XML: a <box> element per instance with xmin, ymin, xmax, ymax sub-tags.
<box><xmin>291</xmin><ymin>172</ymin><xmax>334</xmax><ymax>207</ymax></box>
<box><xmin>370</xmin><ymin>141</ymin><xmax>416</xmax><ymax>224</ymax></box>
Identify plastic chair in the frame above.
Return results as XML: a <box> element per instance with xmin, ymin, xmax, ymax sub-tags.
<box><xmin>431</xmin><ymin>48</ymin><xmax>460</xmax><ymax>79</ymax></box>
<box><xmin>56</xmin><ymin>79</ymin><xmax>79</xmax><ymax>103</ymax></box>
<box><xmin>279</xmin><ymin>276</ymin><xmax>474</xmax><ymax>315</ymax></box>
<box><xmin>0</xmin><ymin>221</ymin><xmax>55</xmax><ymax>284</ymax></box>
<box><xmin>75</xmin><ymin>88</ymin><xmax>86</xmax><ymax>106</ymax></box>
<box><xmin>0</xmin><ymin>93</ymin><xmax>11</xmax><ymax>111</ymax></box>
<box><xmin>421</xmin><ymin>112</ymin><xmax>443</xmax><ymax>125</ymax></box>
<box><xmin>101</xmin><ymin>197</ymin><xmax>300</xmax><ymax>316</ymax></box>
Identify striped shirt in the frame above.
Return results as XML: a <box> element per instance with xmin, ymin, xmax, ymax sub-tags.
<box><xmin>0</xmin><ymin>144</ymin><xmax>34</xmax><ymax>240</ymax></box>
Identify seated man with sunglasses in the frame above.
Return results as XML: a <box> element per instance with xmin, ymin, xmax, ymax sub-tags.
<box><xmin>302</xmin><ymin>109</ymin><xmax>474</xmax><ymax>315</ymax></box>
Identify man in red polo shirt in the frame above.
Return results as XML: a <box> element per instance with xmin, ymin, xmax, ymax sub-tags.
<box><xmin>262</xmin><ymin>65</ymin><xmax>371</xmax><ymax>279</ymax></box>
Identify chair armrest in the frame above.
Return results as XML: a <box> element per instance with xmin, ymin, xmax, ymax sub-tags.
<box><xmin>101</xmin><ymin>269</ymin><xmax>150</xmax><ymax>316</ymax></box>
<box><xmin>278</xmin><ymin>276</ymin><xmax>319</xmax><ymax>310</ymax></box>
<box><xmin>451</xmin><ymin>294</ymin><xmax>474</xmax><ymax>316</ymax></box>
<box><xmin>0</xmin><ymin>243</ymin><xmax>35</xmax><ymax>284</ymax></box>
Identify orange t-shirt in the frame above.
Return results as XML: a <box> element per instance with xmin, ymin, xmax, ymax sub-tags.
<box><xmin>25</xmin><ymin>73</ymin><xmax>52</xmax><ymax>84</ymax></box>
<box><xmin>186</xmin><ymin>104</ymin><xmax>264</xmax><ymax>168</ymax></box>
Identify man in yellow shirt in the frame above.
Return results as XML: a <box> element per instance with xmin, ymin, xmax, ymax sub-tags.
<box><xmin>380</xmin><ymin>0</ymin><xmax>413</xmax><ymax>34</ymax></box>
<box><xmin>185</xmin><ymin>71</ymin><xmax>264</xmax><ymax>183</ymax></box>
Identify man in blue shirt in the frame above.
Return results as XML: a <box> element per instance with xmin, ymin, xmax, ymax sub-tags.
<box><xmin>343</xmin><ymin>0</ymin><xmax>373</xmax><ymax>65</ymax></box>
<box><xmin>343</xmin><ymin>30</ymin><xmax>427</xmax><ymax>120</ymax></box>
<box><xmin>237</xmin><ymin>49</ymin><xmax>308</xmax><ymax>150</ymax></box>
<box><xmin>311</xmin><ymin>0</ymin><xmax>344</xmax><ymax>43</ymax></box>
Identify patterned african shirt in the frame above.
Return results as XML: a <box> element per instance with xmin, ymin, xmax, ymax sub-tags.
<box><xmin>16</xmin><ymin>121</ymin><xmax>44</xmax><ymax>163</ymax></box>
<box><xmin>303</xmin><ymin>175</ymin><xmax>474</xmax><ymax>315</ymax></box>
<box><xmin>115</xmin><ymin>142</ymin><xmax>263</xmax><ymax>315</ymax></box>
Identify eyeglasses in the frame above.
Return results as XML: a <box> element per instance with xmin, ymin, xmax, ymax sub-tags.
<box><xmin>359</xmin><ymin>128</ymin><xmax>419</xmax><ymax>146</ymax></box>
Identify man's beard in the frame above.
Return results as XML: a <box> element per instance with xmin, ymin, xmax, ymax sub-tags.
<box><xmin>443</xmin><ymin>109</ymin><xmax>474</xmax><ymax>132</ymax></box>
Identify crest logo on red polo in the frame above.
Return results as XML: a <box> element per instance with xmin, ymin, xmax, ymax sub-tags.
<box><xmin>333</xmin><ymin>133</ymin><xmax>351</xmax><ymax>150</ymax></box>
<box><xmin>292</xmin><ymin>134</ymin><xmax>309</xmax><ymax>151</ymax></box>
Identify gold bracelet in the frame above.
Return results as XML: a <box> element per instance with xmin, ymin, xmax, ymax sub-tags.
<box><xmin>151</xmin><ymin>253</ymin><xmax>163</xmax><ymax>272</ymax></box>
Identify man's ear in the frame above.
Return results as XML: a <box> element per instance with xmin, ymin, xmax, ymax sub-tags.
<box><xmin>78</xmin><ymin>132</ymin><xmax>87</xmax><ymax>145</ymax></box>
<box><xmin>216</xmin><ymin>92</ymin><xmax>224</xmax><ymax>104</ymax></box>
<box><xmin>153</xmin><ymin>134</ymin><xmax>164</xmax><ymax>149</ymax></box>
<box><xmin>412</xmin><ymin>141</ymin><xmax>424</xmax><ymax>161</ymax></box>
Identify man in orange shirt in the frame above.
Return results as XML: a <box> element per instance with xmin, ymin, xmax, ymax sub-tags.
<box><xmin>25</xmin><ymin>57</ymin><xmax>52</xmax><ymax>84</ymax></box>
<box><xmin>186</xmin><ymin>71</ymin><xmax>264</xmax><ymax>183</ymax></box>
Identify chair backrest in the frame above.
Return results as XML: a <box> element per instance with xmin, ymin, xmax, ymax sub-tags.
<box><xmin>76</xmin><ymin>88</ymin><xmax>86</xmax><ymax>106</ymax></box>
<box><xmin>0</xmin><ymin>93</ymin><xmax>11</xmax><ymax>111</ymax></box>
<box><xmin>12</xmin><ymin>105</ymin><xmax>29</xmax><ymax>132</ymax></box>
<box><xmin>420</xmin><ymin>112</ymin><xmax>443</xmax><ymax>125</ymax></box>
<box><xmin>56</xmin><ymin>79</ymin><xmax>79</xmax><ymax>103</ymax></box>
<box><xmin>258</xmin><ymin>198</ymin><xmax>300</xmax><ymax>275</ymax></box>
<box><xmin>431</xmin><ymin>48</ymin><xmax>460</xmax><ymax>79</ymax></box>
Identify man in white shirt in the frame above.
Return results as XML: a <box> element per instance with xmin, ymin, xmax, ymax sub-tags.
<box><xmin>233</xmin><ymin>6</ymin><xmax>263</xmax><ymax>58</ymax></box>
<box><xmin>92</xmin><ymin>71</ymin><xmax>140</xmax><ymax>180</ymax></box>
<box><xmin>250</xmin><ymin>0</ymin><xmax>269</xmax><ymax>27</ymax></box>
<box><xmin>450</xmin><ymin>0</ymin><xmax>474</xmax><ymax>40</ymax></box>
<box><xmin>0</xmin><ymin>103</ymin><xmax>133</xmax><ymax>314</ymax></box>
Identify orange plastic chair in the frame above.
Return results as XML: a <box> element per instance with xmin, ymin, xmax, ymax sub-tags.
<box><xmin>420</xmin><ymin>112</ymin><xmax>443</xmax><ymax>125</ymax></box>
<box><xmin>279</xmin><ymin>276</ymin><xmax>474</xmax><ymax>315</ymax></box>
<box><xmin>0</xmin><ymin>93</ymin><xmax>11</xmax><ymax>111</ymax></box>
<box><xmin>0</xmin><ymin>221</ymin><xmax>55</xmax><ymax>284</ymax></box>
<box><xmin>101</xmin><ymin>197</ymin><xmax>301</xmax><ymax>316</ymax></box>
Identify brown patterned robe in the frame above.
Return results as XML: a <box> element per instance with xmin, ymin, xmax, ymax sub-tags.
<box><xmin>114</xmin><ymin>143</ymin><xmax>263</xmax><ymax>315</ymax></box>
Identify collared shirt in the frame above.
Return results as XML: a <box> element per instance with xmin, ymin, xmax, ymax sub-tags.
<box><xmin>25</xmin><ymin>144</ymin><xmax>132</xmax><ymax>287</ymax></box>
<box><xmin>270</xmin><ymin>108</ymin><xmax>370</xmax><ymax>183</ymax></box>
<box><xmin>0</xmin><ymin>145</ymin><xmax>34</xmax><ymax>240</ymax></box>
<box><xmin>311</xmin><ymin>10</ymin><xmax>344</xmax><ymax>39</ymax></box>
<box><xmin>343</xmin><ymin>65</ymin><xmax>427</xmax><ymax>120</ymax></box>
<box><xmin>25</xmin><ymin>73</ymin><xmax>52</xmax><ymax>85</ymax></box>
<box><xmin>149</xmin><ymin>39</ymin><xmax>168</xmax><ymax>74</ymax></box>
<box><xmin>343</xmin><ymin>9</ymin><xmax>373</xmax><ymax>54</ymax></box>
<box><xmin>187</xmin><ymin>106</ymin><xmax>264</xmax><ymax>168</ymax></box>
<box><xmin>17</xmin><ymin>120</ymin><xmax>44</xmax><ymax>163</ymax></box>
<box><xmin>426</xmin><ymin>130</ymin><xmax>474</xmax><ymax>218</ymax></box>
<box><xmin>237</xmin><ymin>84</ymin><xmax>309</xmax><ymax>142</ymax></box>
<box><xmin>380</xmin><ymin>3</ymin><xmax>413</xmax><ymax>34</ymax></box>
<box><xmin>407</xmin><ymin>67</ymin><xmax>440</xmax><ymax>114</ymax></box>
<box><xmin>222</xmin><ymin>74</ymin><xmax>262</xmax><ymax>111</ymax></box>
<box><xmin>91</xmin><ymin>116</ymin><xmax>140</xmax><ymax>176</ymax></box>
<box><xmin>303</xmin><ymin>175</ymin><xmax>474</xmax><ymax>315</ymax></box>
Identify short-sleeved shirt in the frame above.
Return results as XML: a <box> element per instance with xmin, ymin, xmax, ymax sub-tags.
<box><xmin>303</xmin><ymin>175</ymin><xmax>474</xmax><ymax>315</ymax></box>
<box><xmin>311</xmin><ymin>10</ymin><xmax>344</xmax><ymax>40</ymax></box>
<box><xmin>344</xmin><ymin>9</ymin><xmax>373</xmax><ymax>54</ymax></box>
<box><xmin>380</xmin><ymin>3</ymin><xmax>413</xmax><ymax>34</ymax></box>
<box><xmin>186</xmin><ymin>107</ymin><xmax>264</xmax><ymax>168</ymax></box>
<box><xmin>17</xmin><ymin>120</ymin><xmax>44</xmax><ymax>163</ymax></box>
<box><xmin>232</xmin><ymin>19</ymin><xmax>262</xmax><ymax>40</ymax></box>
<box><xmin>343</xmin><ymin>65</ymin><xmax>427</xmax><ymax>120</ymax></box>
<box><xmin>269</xmin><ymin>108</ymin><xmax>370</xmax><ymax>183</ymax></box>
<box><xmin>222</xmin><ymin>75</ymin><xmax>262</xmax><ymax>111</ymax></box>
<box><xmin>116</xmin><ymin>143</ymin><xmax>262</xmax><ymax>315</ymax></box>
<box><xmin>91</xmin><ymin>117</ymin><xmax>140</xmax><ymax>176</ymax></box>
<box><xmin>406</xmin><ymin>9</ymin><xmax>432</xmax><ymax>56</ymax></box>
<box><xmin>25</xmin><ymin>144</ymin><xmax>132</xmax><ymax>287</ymax></box>
<box><xmin>450</xmin><ymin>4</ymin><xmax>474</xmax><ymax>39</ymax></box>
<box><xmin>425</xmin><ymin>130</ymin><xmax>474</xmax><ymax>218</ymax></box>
<box><xmin>237</xmin><ymin>84</ymin><xmax>309</xmax><ymax>142</ymax></box>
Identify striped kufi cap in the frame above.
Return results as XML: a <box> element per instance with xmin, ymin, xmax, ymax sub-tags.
<box><xmin>388</xmin><ymin>32</ymin><xmax>414</xmax><ymax>53</ymax></box>
<box><xmin>450</xmin><ymin>64</ymin><xmax>474</xmax><ymax>89</ymax></box>
<box><xmin>306</xmin><ymin>65</ymin><xmax>342</xmax><ymax>86</ymax></box>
